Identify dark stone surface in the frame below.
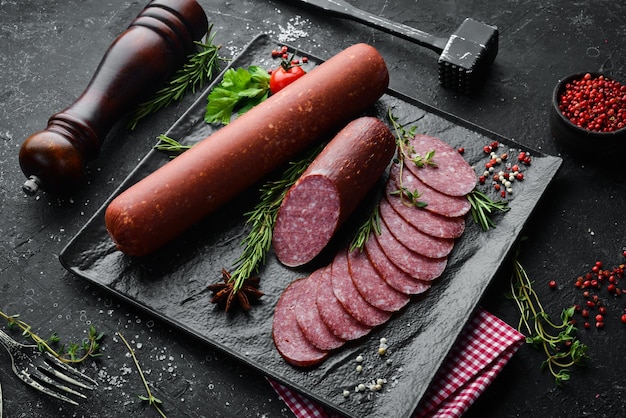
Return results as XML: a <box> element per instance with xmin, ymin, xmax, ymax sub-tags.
<box><xmin>1</xmin><ymin>0</ymin><xmax>625</xmax><ymax>417</ymax></box>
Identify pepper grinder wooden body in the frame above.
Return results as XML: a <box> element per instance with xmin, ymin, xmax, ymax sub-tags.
<box><xmin>19</xmin><ymin>0</ymin><xmax>208</xmax><ymax>195</ymax></box>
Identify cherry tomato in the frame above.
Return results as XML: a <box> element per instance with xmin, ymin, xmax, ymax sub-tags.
<box><xmin>269</xmin><ymin>63</ymin><xmax>306</xmax><ymax>94</ymax></box>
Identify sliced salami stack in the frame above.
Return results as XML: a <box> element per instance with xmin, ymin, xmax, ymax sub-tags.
<box><xmin>272</xmin><ymin>134</ymin><xmax>477</xmax><ymax>367</ymax></box>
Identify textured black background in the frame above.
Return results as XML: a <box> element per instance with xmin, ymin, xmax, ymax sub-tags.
<box><xmin>1</xmin><ymin>1</ymin><xmax>625</xmax><ymax>417</ymax></box>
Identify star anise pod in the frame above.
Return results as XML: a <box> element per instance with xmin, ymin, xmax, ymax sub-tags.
<box><xmin>207</xmin><ymin>269</ymin><xmax>264</xmax><ymax>312</ymax></box>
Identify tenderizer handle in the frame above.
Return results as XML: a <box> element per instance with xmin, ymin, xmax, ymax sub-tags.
<box><xmin>291</xmin><ymin>0</ymin><xmax>447</xmax><ymax>52</ymax></box>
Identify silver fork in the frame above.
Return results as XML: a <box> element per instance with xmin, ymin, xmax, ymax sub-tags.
<box><xmin>0</xmin><ymin>329</ymin><xmax>97</xmax><ymax>405</ymax></box>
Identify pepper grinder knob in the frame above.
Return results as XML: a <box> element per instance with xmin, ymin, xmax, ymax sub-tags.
<box><xmin>19</xmin><ymin>0</ymin><xmax>208</xmax><ymax>195</ymax></box>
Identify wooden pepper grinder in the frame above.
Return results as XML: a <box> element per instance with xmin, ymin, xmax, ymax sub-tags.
<box><xmin>19</xmin><ymin>0</ymin><xmax>208</xmax><ymax>195</ymax></box>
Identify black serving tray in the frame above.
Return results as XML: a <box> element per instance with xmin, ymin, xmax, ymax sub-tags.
<box><xmin>60</xmin><ymin>34</ymin><xmax>562</xmax><ymax>418</ymax></box>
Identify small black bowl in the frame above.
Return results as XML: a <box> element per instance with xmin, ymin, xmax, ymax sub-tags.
<box><xmin>550</xmin><ymin>72</ymin><xmax>626</xmax><ymax>159</ymax></box>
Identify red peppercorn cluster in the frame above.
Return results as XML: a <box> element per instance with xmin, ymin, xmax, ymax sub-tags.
<box><xmin>477</xmin><ymin>141</ymin><xmax>529</xmax><ymax>198</ymax></box>
<box><xmin>558</xmin><ymin>73</ymin><xmax>626</xmax><ymax>133</ymax></box>
<box><xmin>570</xmin><ymin>259</ymin><xmax>626</xmax><ymax>330</ymax></box>
<box><xmin>270</xmin><ymin>45</ymin><xmax>309</xmax><ymax>63</ymax></box>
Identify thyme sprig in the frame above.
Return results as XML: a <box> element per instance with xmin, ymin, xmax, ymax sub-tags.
<box><xmin>0</xmin><ymin>309</ymin><xmax>103</xmax><ymax>364</ymax></box>
<box><xmin>467</xmin><ymin>189</ymin><xmax>509</xmax><ymax>231</ymax></box>
<box><xmin>510</xmin><ymin>254</ymin><xmax>588</xmax><ymax>385</ymax></box>
<box><xmin>117</xmin><ymin>332</ymin><xmax>166</xmax><ymax>417</ymax></box>
<box><xmin>128</xmin><ymin>24</ymin><xmax>227</xmax><ymax>129</ymax></box>
<box><xmin>228</xmin><ymin>145</ymin><xmax>323</xmax><ymax>292</ymax></box>
<box><xmin>387</xmin><ymin>109</ymin><xmax>430</xmax><ymax>209</ymax></box>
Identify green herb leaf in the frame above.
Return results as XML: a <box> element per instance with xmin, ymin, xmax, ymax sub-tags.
<box><xmin>204</xmin><ymin>66</ymin><xmax>270</xmax><ymax>125</ymax></box>
<box><xmin>389</xmin><ymin>186</ymin><xmax>428</xmax><ymax>208</ymax></box>
<box><xmin>410</xmin><ymin>149</ymin><xmax>438</xmax><ymax>168</ymax></box>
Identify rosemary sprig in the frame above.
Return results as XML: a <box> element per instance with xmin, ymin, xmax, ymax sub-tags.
<box><xmin>117</xmin><ymin>332</ymin><xmax>166</xmax><ymax>417</ymax></box>
<box><xmin>128</xmin><ymin>24</ymin><xmax>227</xmax><ymax>129</ymax></box>
<box><xmin>467</xmin><ymin>189</ymin><xmax>510</xmax><ymax>231</ymax></box>
<box><xmin>0</xmin><ymin>309</ymin><xmax>103</xmax><ymax>364</ymax></box>
<box><xmin>510</xmin><ymin>254</ymin><xmax>588</xmax><ymax>385</ymax></box>
<box><xmin>228</xmin><ymin>145</ymin><xmax>323</xmax><ymax>291</ymax></box>
<box><xmin>349</xmin><ymin>206</ymin><xmax>381</xmax><ymax>252</ymax></box>
<box><xmin>153</xmin><ymin>134</ymin><xmax>192</xmax><ymax>156</ymax></box>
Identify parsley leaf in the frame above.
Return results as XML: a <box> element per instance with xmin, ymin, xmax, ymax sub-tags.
<box><xmin>204</xmin><ymin>66</ymin><xmax>270</xmax><ymax>124</ymax></box>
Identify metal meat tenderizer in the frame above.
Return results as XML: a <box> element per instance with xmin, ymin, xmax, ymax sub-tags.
<box><xmin>293</xmin><ymin>0</ymin><xmax>499</xmax><ymax>95</ymax></box>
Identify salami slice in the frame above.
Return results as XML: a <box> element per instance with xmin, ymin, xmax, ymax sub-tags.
<box><xmin>295</xmin><ymin>269</ymin><xmax>346</xmax><ymax>351</ymax></box>
<box><xmin>330</xmin><ymin>250</ymin><xmax>392</xmax><ymax>327</ymax></box>
<box><xmin>379</xmin><ymin>197</ymin><xmax>454</xmax><ymax>259</ymax></box>
<box><xmin>364</xmin><ymin>235</ymin><xmax>431</xmax><ymax>295</ymax></box>
<box><xmin>385</xmin><ymin>182</ymin><xmax>466</xmax><ymax>239</ymax></box>
<box><xmin>390</xmin><ymin>163</ymin><xmax>471</xmax><ymax>218</ymax></box>
<box><xmin>376</xmin><ymin>219</ymin><xmax>448</xmax><ymax>281</ymax></box>
<box><xmin>316</xmin><ymin>266</ymin><xmax>372</xmax><ymax>341</ymax></box>
<box><xmin>272</xmin><ymin>278</ymin><xmax>328</xmax><ymax>367</ymax></box>
<box><xmin>402</xmin><ymin>134</ymin><xmax>477</xmax><ymax>196</ymax></box>
<box><xmin>347</xmin><ymin>248</ymin><xmax>410</xmax><ymax>312</ymax></box>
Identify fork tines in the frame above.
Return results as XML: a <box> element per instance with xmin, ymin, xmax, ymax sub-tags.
<box><xmin>25</xmin><ymin>352</ymin><xmax>97</xmax><ymax>405</ymax></box>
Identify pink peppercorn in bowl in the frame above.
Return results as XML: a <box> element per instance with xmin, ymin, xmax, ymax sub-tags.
<box><xmin>550</xmin><ymin>72</ymin><xmax>626</xmax><ymax>159</ymax></box>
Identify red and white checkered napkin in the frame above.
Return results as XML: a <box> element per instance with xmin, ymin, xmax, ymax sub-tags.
<box><xmin>268</xmin><ymin>308</ymin><xmax>524</xmax><ymax>418</ymax></box>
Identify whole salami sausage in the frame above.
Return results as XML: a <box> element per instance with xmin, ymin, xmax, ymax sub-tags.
<box><xmin>272</xmin><ymin>116</ymin><xmax>396</xmax><ymax>267</ymax></box>
<box><xmin>105</xmin><ymin>43</ymin><xmax>389</xmax><ymax>256</ymax></box>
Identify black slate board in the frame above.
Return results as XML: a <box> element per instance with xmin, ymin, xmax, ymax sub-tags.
<box><xmin>60</xmin><ymin>34</ymin><xmax>562</xmax><ymax>418</ymax></box>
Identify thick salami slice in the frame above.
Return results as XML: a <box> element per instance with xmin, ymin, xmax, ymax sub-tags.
<box><xmin>376</xmin><ymin>219</ymin><xmax>448</xmax><ymax>281</ymax></box>
<box><xmin>273</xmin><ymin>116</ymin><xmax>396</xmax><ymax>267</ymax></box>
<box><xmin>317</xmin><ymin>266</ymin><xmax>372</xmax><ymax>341</ymax></box>
<box><xmin>390</xmin><ymin>164</ymin><xmax>471</xmax><ymax>217</ymax></box>
<box><xmin>295</xmin><ymin>269</ymin><xmax>346</xmax><ymax>351</ymax></box>
<box><xmin>379</xmin><ymin>197</ymin><xmax>454</xmax><ymax>259</ymax></box>
<box><xmin>272</xmin><ymin>278</ymin><xmax>328</xmax><ymax>367</ymax></box>
<box><xmin>402</xmin><ymin>134</ymin><xmax>477</xmax><ymax>196</ymax></box>
<box><xmin>347</xmin><ymin>248</ymin><xmax>410</xmax><ymax>312</ymax></box>
<box><xmin>385</xmin><ymin>182</ymin><xmax>466</xmax><ymax>239</ymax></box>
<box><xmin>330</xmin><ymin>250</ymin><xmax>391</xmax><ymax>327</ymax></box>
<box><xmin>364</xmin><ymin>235</ymin><xmax>431</xmax><ymax>295</ymax></box>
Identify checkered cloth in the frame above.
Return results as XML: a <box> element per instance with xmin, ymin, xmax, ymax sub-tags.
<box><xmin>268</xmin><ymin>308</ymin><xmax>524</xmax><ymax>418</ymax></box>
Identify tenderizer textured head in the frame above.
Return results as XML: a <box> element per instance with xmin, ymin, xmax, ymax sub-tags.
<box><xmin>438</xmin><ymin>18</ymin><xmax>499</xmax><ymax>94</ymax></box>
